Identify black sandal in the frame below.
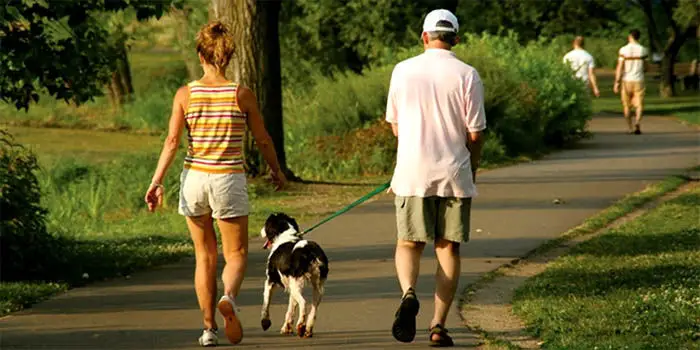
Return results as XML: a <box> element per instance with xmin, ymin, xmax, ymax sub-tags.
<box><xmin>391</xmin><ymin>288</ymin><xmax>420</xmax><ymax>343</ymax></box>
<box><xmin>429</xmin><ymin>324</ymin><xmax>454</xmax><ymax>347</ymax></box>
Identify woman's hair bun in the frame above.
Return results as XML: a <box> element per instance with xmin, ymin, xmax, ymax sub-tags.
<box><xmin>210</xmin><ymin>22</ymin><xmax>228</xmax><ymax>36</ymax></box>
<box><xmin>196</xmin><ymin>21</ymin><xmax>234</xmax><ymax>72</ymax></box>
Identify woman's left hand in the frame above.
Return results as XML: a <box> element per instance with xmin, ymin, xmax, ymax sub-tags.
<box><xmin>144</xmin><ymin>183</ymin><xmax>164</xmax><ymax>212</ymax></box>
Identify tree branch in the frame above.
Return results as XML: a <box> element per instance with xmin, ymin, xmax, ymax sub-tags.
<box><xmin>659</xmin><ymin>0</ymin><xmax>680</xmax><ymax>33</ymax></box>
<box><xmin>638</xmin><ymin>0</ymin><xmax>664</xmax><ymax>51</ymax></box>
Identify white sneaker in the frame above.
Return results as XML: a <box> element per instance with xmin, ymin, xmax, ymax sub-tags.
<box><xmin>198</xmin><ymin>328</ymin><xmax>218</xmax><ymax>347</ymax></box>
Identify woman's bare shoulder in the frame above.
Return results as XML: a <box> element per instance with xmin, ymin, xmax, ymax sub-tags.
<box><xmin>174</xmin><ymin>85</ymin><xmax>190</xmax><ymax>109</ymax></box>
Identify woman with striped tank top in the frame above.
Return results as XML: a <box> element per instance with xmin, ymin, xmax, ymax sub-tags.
<box><xmin>144</xmin><ymin>22</ymin><xmax>286</xmax><ymax>347</ymax></box>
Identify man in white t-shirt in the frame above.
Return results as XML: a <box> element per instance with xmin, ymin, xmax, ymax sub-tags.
<box><xmin>563</xmin><ymin>36</ymin><xmax>600</xmax><ymax>97</ymax></box>
<box><xmin>385</xmin><ymin>9</ymin><xmax>486</xmax><ymax>347</ymax></box>
<box><xmin>614</xmin><ymin>29</ymin><xmax>649</xmax><ymax>134</ymax></box>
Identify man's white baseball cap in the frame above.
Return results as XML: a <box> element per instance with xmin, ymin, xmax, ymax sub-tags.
<box><xmin>422</xmin><ymin>9</ymin><xmax>459</xmax><ymax>33</ymax></box>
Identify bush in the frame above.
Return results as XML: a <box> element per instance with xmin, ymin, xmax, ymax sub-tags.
<box><xmin>0</xmin><ymin>130</ymin><xmax>190</xmax><ymax>286</ymax></box>
<box><xmin>516</xmin><ymin>37</ymin><xmax>593</xmax><ymax>147</ymax></box>
<box><xmin>284</xmin><ymin>33</ymin><xmax>593</xmax><ymax>179</ymax></box>
<box><xmin>0</xmin><ymin>130</ymin><xmax>58</xmax><ymax>281</ymax></box>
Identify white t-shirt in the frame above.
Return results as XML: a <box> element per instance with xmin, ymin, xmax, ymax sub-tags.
<box><xmin>619</xmin><ymin>42</ymin><xmax>649</xmax><ymax>82</ymax></box>
<box><xmin>385</xmin><ymin>49</ymin><xmax>487</xmax><ymax>198</ymax></box>
<box><xmin>563</xmin><ymin>48</ymin><xmax>595</xmax><ymax>82</ymax></box>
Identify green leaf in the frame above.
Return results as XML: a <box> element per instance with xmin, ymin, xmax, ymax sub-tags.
<box><xmin>23</xmin><ymin>0</ymin><xmax>49</xmax><ymax>9</ymax></box>
<box><xmin>5</xmin><ymin>6</ymin><xmax>27</xmax><ymax>23</ymax></box>
<box><xmin>42</xmin><ymin>16</ymin><xmax>74</xmax><ymax>43</ymax></box>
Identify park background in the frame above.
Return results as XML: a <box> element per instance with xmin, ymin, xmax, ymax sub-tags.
<box><xmin>1</xmin><ymin>0</ymin><xmax>698</xmax><ymax>347</ymax></box>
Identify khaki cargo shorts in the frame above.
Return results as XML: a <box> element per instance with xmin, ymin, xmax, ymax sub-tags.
<box><xmin>394</xmin><ymin>196</ymin><xmax>472</xmax><ymax>243</ymax></box>
<box><xmin>621</xmin><ymin>81</ymin><xmax>645</xmax><ymax>110</ymax></box>
<box><xmin>179</xmin><ymin>169</ymin><xmax>249</xmax><ymax>219</ymax></box>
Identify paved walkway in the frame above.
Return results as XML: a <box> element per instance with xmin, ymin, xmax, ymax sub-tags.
<box><xmin>2</xmin><ymin>115</ymin><xmax>698</xmax><ymax>349</ymax></box>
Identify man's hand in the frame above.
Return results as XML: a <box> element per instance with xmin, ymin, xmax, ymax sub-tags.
<box><xmin>613</xmin><ymin>82</ymin><xmax>620</xmax><ymax>94</ymax></box>
<box><xmin>593</xmin><ymin>86</ymin><xmax>600</xmax><ymax>97</ymax></box>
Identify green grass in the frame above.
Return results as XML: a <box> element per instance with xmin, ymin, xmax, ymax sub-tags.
<box><xmin>512</xmin><ymin>185</ymin><xmax>700</xmax><ymax>349</ymax></box>
<box><xmin>459</xmin><ymin>174</ymin><xmax>689</xmax><ymax>348</ymax></box>
<box><xmin>0</xmin><ymin>282</ymin><xmax>68</xmax><ymax>316</ymax></box>
<box><xmin>4</xmin><ymin>126</ymin><xmax>163</xmax><ymax>166</ymax></box>
<box><xmin>593</xmin><ymin>73</ymin><xmax>700</xmax><ymax>126</ymax></box>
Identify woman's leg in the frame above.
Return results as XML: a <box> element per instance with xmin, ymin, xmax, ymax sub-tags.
<box><xmin>217</xmin><ymin>216</ymin><xmax>249</xmax><ymax>298</ymax></box>
<box><xmin>215</xmin><ymin>216</ymin><xmax>247</xmax><ymax>344</ymax></box>
<box><xmin>186</xmin><ymin>214</ymin><xmax>219</xmax><ymax>330</ymax></box>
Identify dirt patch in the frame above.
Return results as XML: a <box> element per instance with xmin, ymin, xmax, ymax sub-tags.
<box><xmin>313</xmin><ymin>120</ymin><xmax>396</xmax><ymax>159</ymax></box>
<box><xmin>460</xmin><ymin>182</ymin><xmax>698</xmax><ymax>349</ymax></box>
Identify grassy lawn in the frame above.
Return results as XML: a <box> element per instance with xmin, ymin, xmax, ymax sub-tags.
<box><xmin>593</xmin><ymin>73</ymin><xmax>700</xmax><ymax>126</ymax></box>
<box><xmin>5</xmin><ymin>126</ymin><xmax>164</xmax><ymax>165</ymax></box>
<box><xmin>512</xmin><ymin>185</ymin><xmax>700</xmax><ymax>349</ymax></box>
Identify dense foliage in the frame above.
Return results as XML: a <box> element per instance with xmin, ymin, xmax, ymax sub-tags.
<box><xmin>0</xmin><ymin>129</ymin><xmax>54</xmax><ymax>281</ymax></box>
<box><xmin>284</xmin><ymin>34</ymin><xmax>592</xmax><ymax>180</ymax></box>
<box><xmin>456</xmin><ymin>0</ymin><xmax>626</xmax><ymax>42</ymax></box>
<box><xmin>0</xmin><ymin>0</ymin><xmax>176</xmax><ymax>110</ymax></box>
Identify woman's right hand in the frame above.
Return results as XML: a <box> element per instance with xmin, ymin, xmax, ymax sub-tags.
<box><xmin>270</xmin><ymin>168</ymin><xmax>287</xmax><ymax>191</ymax></box>
<box><xmin>144</xmin><ymin>182</ymin><xmax>164</xmax><ymax>212</ymax></box>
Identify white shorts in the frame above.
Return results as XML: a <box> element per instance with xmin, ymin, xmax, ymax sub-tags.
<box><xmin>178</xmin><ymin>169</ymin><xmax>249</xmax><ymax>219</ymax></box>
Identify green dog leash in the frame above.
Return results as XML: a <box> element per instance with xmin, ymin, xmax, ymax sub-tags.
<box><xmin>301</xmin><ymin>181</ymin><xmax>390</xmax><ymax>235</ymax></box>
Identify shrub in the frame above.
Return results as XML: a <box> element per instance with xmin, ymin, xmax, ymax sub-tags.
<box><xmin>284</xmin><ymin>33</ymin><xmax>593</xmax><ymax>179</ymax></box>
<box><xmin>0</xmin><ymin>136</ymin><xmax>191</xmax><ymax>285</ymax></box>
<box><xmin>516</xmin><ymin>37</ymin><xmax>593</xmax><ymax>147</ymax></box>
<box><xmin>283</xmin><ymin>66</ymin><xmax>393</xmax><ymax>139</ymax></box>
<box><xmin>0</xmin><ymin>130</ymin><xmax>58</xmax><ymax>281</ymax></box>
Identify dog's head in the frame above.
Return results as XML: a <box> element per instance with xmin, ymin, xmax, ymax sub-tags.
<box><xmin>260</xmin><ymin>212</ymin><xmax>301</xmax><ymax>249</ymax></box>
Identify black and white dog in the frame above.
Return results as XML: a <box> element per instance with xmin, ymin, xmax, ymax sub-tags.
<box><xmin>259</xmin><ymin>213</ymin><xmax>329</xmax><ymax>338</ymax></box>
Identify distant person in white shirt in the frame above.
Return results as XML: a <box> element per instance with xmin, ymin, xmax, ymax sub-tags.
<box><xmin>563</xmin><ymin>36</ymin><xmax>600</xmax><ymax>97</ymax></box>
<box><xmin>614</xmin><ymin>29</ymin><xmax>649</xmax><ymax>134</ymax></box>
<box><xmin>385</xmin><ymin>9</ymin><xmax>486</xmax><ymax>347</ymax></box>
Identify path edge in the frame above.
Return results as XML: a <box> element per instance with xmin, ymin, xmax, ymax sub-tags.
<box><xmin>457</xmin><ymin>166</ymin><xmax>699</xmax><ymax>349</ymax></box>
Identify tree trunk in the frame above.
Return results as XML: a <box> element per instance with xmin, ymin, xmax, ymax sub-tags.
<box><xmin>659</xmin><ymin>54</ymin><xmax>676</xmax><ymax>97</ymax></box>
<box><xmin>259</xmin><ymin>1</ymin><xmax>290</xmax><ymax>178</ymax></box>
<box><xmin>209</xmin><ymin>0</ymin><xmax>295</xmax><ymax>179</ymax></box>
<box><xmin>106</xmin><ymin>40</ymin><xmax>133</xmax><ymax>108</ymax></box>
<box><xmin>117</xmin><ymin>42</ymin><xmax>134</xmax><ymax>97</ymax></box>
<box><xmin>639</xmin><ymin>0</ymin><xmax>697</xmax><ymax>97</ymax></box>
<box><xmin>659</xmin><ymin>27</ymin><xmax>689</xmax><ymax>97</ymax></box>
<box><xmin>172</xmin><ymin>5</ymin><xmax>201</xmax><ymax>81</ymax></box>
<box><xmin>107</xmin><ymin>71</ymin><xmax>126</xmax><ymax>109</ymax></box>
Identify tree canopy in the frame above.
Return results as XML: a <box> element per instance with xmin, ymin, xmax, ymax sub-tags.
<box><xmin>0</xmin><ymin>0</ymin><xmax>176</xmax><ymax>110</ymax></box>
<box><xmin>279</xmin><ymin>0</ymin><xmax>459</xmax><ymax>80</ymax></box>
<box><xmin>456</xmin><ymin>0</ymin><xmax>628</xmax><ymax>42</ymax></box>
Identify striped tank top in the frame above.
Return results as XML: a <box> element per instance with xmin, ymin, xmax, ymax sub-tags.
<box><xmin>183</xmin><ymin>81</ymin><xmax>246</xmax><ymax>174</ymax></box>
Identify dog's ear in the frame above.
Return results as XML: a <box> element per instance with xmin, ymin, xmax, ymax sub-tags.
<box><xmin>289</xmin><ymin>217</ymin><xmax>300</xmax><ymax>232</ymax></box>
<box><xmin>263</xmin><ymin>216</ymin><xmax>281</xmax><ymax>240</ymax></box>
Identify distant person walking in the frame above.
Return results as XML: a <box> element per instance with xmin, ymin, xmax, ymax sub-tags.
<box><xmin>563</xmin><ymin>36</ymin><xmax>600</xmax><ymax>97</ymax></box>
<box><xmin>614</xmin><ymin>29</ymin><xmax>649</xmax><ymax>134</ymax></box>
<box><xmin>385</xmin><ymin>9</ymin><xmax>486</xmax><ymax>347</ymax></box>
<box><xmin>144</xmin><ymin>21</ymin><xmax>286</xmax><ymax>347</ymax></box>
